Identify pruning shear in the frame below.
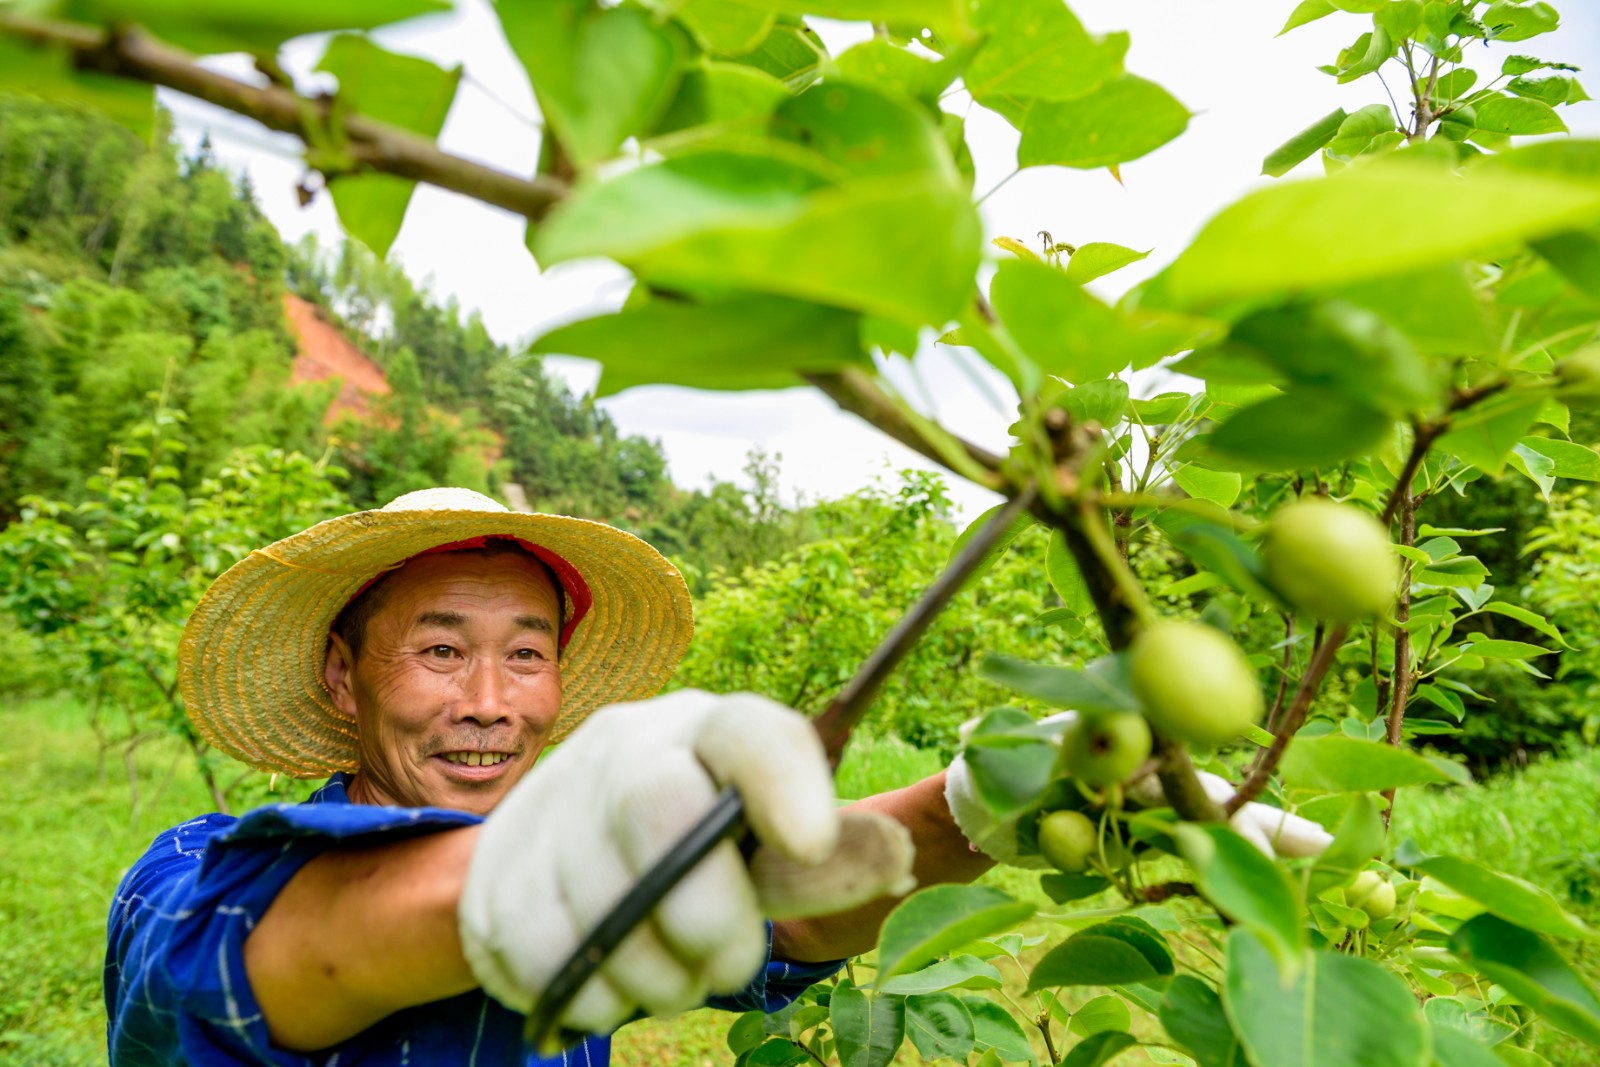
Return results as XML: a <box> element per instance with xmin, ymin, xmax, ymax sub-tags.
<box><xmin>523</xmin><ymin>487</ymin><xmax>1035</xmax><ymax>1055</ymax></box>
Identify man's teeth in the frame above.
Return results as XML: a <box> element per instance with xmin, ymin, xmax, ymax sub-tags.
<box><xmin>442</xmin><ymin>752</ymin><xmax>509</xmax><ymax>767</ymax></box>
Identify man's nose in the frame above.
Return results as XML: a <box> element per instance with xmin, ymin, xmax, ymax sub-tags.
<box><xmin>454</xmin><ymin>656</ymin><xmax>509</xmax><ymax>724</ymax></box>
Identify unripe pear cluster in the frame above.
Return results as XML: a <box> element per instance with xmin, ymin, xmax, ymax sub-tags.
<box><xmin>1130</xmin><ymin>620</ymin><xmax>1263</xmax><ymax>747</ymax></box>
<box><xmin>1038</xmin><ymin>809</ymin><xmax>1098</xmax><ymax>873</ymax></box>
<box><xmin>1346</xmin><ymin>870</ymin><xmax>1396</xmax><ymax>920</ymax></box>
<box><xmin>1058</xmin><ymin>712</ymin><xmax>1151</xmax><ymax>786</ymax></box>
<box><xmin>1263</xmin><ymin>498</ymin><xmax>1398</xmax><ymax>621</ymax></box>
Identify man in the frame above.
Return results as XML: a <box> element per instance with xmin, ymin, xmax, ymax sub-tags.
<box><xmin>104</xmin><ymin>487</ymin><xmax>996</xmax><ymax>1066</ymax></box>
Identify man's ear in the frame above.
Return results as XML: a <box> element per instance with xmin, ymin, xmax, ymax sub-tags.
<box><xmin>323</xmin><ymin>632</ymin><xmax>358</xmax><ymax>720</ymax></box>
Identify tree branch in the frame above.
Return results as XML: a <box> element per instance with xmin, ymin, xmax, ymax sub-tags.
<box><xmin>1226</xmin><ymin>623</ymin><xmax>1347</xmax><ymax>813</ymax></box>
<box><xmin>0</xmin><ymin>13</ymin><xmax>569</xmax><ymax>220</ymax></box>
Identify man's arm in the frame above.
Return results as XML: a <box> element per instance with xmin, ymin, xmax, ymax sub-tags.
<box><xmin>243</xmin><ymin>825</ymin><xmax>482</xmax><ymax>1051</ymax></box>
<box><xmin>770</xmin><ymin>771</ymin><xmax>993</xmax><ymax>963</ymax></box>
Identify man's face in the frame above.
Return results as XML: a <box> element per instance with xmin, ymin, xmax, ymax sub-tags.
<box><xmin>324</xmin><ymin>551</ymin><xmax>563</xmax><ymax>815</ymax></box>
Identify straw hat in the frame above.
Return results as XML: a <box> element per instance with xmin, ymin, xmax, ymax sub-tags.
<box><xmin>178</xmin><ymin>487</ymin><xmax>694</xmax><ymax>778</ymax></box>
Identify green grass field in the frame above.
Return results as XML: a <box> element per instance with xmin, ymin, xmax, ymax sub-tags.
<box><xmin>4</xmin><ymin>695</ymin><xmax>1599</xmax><ymax>1066</ymax></box>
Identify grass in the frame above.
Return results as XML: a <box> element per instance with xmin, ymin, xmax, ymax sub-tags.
<box><xmin>4</xmin><ymin>695</ymin><xmax>1600</xmax><ymax>1066</ymax></box>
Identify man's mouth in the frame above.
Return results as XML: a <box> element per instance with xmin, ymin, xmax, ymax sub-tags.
<box><xmin>439</xmin><ymin>751</ymin><xmax>512</xmax><ymax>767</ymax></box>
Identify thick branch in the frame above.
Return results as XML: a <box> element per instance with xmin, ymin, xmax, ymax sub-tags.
<box><xmin>0</xmin><ymin>13</ymin><xmax>568</xmax><ymax>220</ymax></box>
<box><xmin>1226</xmin><ymin>623</ymin><xmax>1348</xmax><ymax>814</ymax></box>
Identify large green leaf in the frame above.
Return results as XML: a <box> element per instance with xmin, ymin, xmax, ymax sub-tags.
<box><xmin>1150</xmin><ymin>158</ymin><xmax>1600</xmax><ymax>310</ymax></box>
<box><xmin>1019</xmin><ymin>74</ymin><xmax>1190</xmax><ymax>170</ymax></box>
<box><xmin>1174</xmin><ymin>824</ymin><xmax>1305</xmax><ymax>966</ymax></box>
<box><xmin>650</xmin><ymin>62</ymin><xmax>789</xmax><ymax>143</ymax></box>
<box><xmin>1431</xmin><ymin>1025</ymin><xmax>1509</xmax><ymax>1067</ymax></box>
<box><xmin>1065</xmin><ymin>243</ymin><xmax>1151</xmax><ymax>284</ymax></box>
<box><xmin>980</xmin><ymin>653</ymin><xmax>1140</xmax><ymax>713</ymax></box>
<box><xmin>1477</xmin><ymin>96</ymin><xmax>1568</xmax><ymax>135</ymax></box>
<box><xmin>1533</xmin><ymin>227</ymin><xmax>1600</xmax><ymax>301</ymax></box>
<box><xmin>949</xmin><ymin>503</ymin><xmax>1036</xmax><ymax>582</ymax></box>
<box><xmin>1436</xmin><ymin>394</ymin><xmax>1545</xmax><ymax>476</ymax></box>
<box><xmin>875</xmin><ymin>886</ymin><xmax>1035</xmax><ymax>981</ymax></box>
<box><xmin>1059</xmin><ymin>1032</ymin><xmax>1139</xmax><ymax>1067</ymax></box>
<box><xmin>1029</xmin><ymin>917</ymin><xmax>1175</xmax><ymax>990</ymax></box>
<box><xmin>832</xmin><ymin>38</ymin><xmax>964</xmax><ymax>104</ymax></box>
<box><xmin>315</xmin><ymin>35</ymin><xmax>460</xmax><ymax>258</ymax></box>
<box><xmin>1262</xmin><ymin>109</ymin><xmax>1348</xmax><ymax>177</ymax></box>
<box><xmin>879</xmin><ymin>956</ymin><xmax>1004</xmax><ymax>995</ymax></box>
<box><xmin>535</xmin><ymin>151</ymin><xmax>979</xmax><ymax>324</ymax></box>
<box><xmin>1451</xmin><ymin>915</ymin><xmax>1600</xmax><ymax>1045</ymax></box>
<box><xmin>966</xmin><ymin>0</ymin><xmax>1128</xmax><ymax>109</ymax></box>
<box><xmin>1172</xmin><ymin>466</ymin><xmax>1242</xmax><ymax>508</ymax></box>
<box><xmin>530</xmin><ymin>292</ymin><xmax>866</xmax><ymax>395</ymax></box>
<box><xmin>1307</xmin><ymin>792</ymin><xmax>1385</xmax><ymax>896</ymax></box>
<box><xmin>1279</xmin><ymin>0</ymin><xmax>1337</xmax><ymax>34</ymax></box>
<box><xmin>66</xmin><ymin>0</ymin><xmax>447</xmax><ymax>54</ymax></box>
<box><xmin>1521</xmin><ymin>437</ymin><xmax>1600</xmax><ymax>481</ymax></box>
<box><xmin>675</xmin><ymin>0</ymin><xmax>775</xmax><ymax>54</ymax></box>
<box><xmin>1207</xmin><ymin>389</ymin><xmax>1392</xmax><ymax>471</ymax></box>
<box><xmin>1281</xmin><ymin>736</ymin><xmax>1471</xmax><ymax>793</ymax></box>
<box><xmin>1397</xmin><ymin>844</ymin><xmax>1597</xmax><ymax>940</ymax></box>
<box><xmin>0</xmin><ymin>35</ymin><xmax>155</xmax><ymax>140</ymax></box>
<box><xmin>1159</xmin><ymin>975</ymin><xmax>1243</xmax><ymax>1067</ymax></box>
<box><xmin>1045</xmin><ymin>529</ymin><xmax>1095</xmax><ymax>617</ymax></box>
<box><xmin>990</xmin><ymin>260</ymin><xmax>1158</xmax><ymax>381</ymax></box>
<box><xmin>1225</xmin><ymin>299</ymin><xmax>1436</xmax><ymax>414</ymax></box>
<box><xmin>772</xmin><ymin>81</ymin><xmax>956</xmax><ymax>181</ymax></box>
<box><xmin>497</xmin><ymin>1</ymin><xmax>682</xmax><ymax>169</ymax></box>
<box><xmin>1069</xmin><ymin>994</ymin><xmax>1132</xmax><ymax>1037</ymax></box>
<box><xmin>904</xmin><ymin>993</ymin><xmax>976</xmax><ymax>1062</ymax></box>
<box><xmin>1326</xmin><ymin>262</ymin><xmax>1492</xmax><ymax>354</ymax></box>
<box><xmin>964</xmin><ymin>996</ymin><xmax>1036</xmax><ymax>1062</ymax></box>
<box><xmin>831</xmin><ymin>984</ymin><xmax>907</xmax><ymax>1067</ymax></box>
<box><xmin>1223</xmin><ymin>930</ymin><xmax>1430</xmax><ymax>1067</ymax></box>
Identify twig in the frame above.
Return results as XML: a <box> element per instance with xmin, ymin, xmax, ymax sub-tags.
<box><xmin>1226</xmin><ymin>623</ymin><xmax>1348</xmax><ymax>814</ymax></box>
<box><xmin>1140</xmin><ymin>881</ymin><xmax>1201</xmax><ymax>903</ymax></box>
<box><xmin>0</xmin><ymin>13</ymin><xmax>568</xmax><ymax>220</ymax></box>
<box><xmin>1036</xmin><ymin>1012</ymin><xmax>1059</xmax><ymax>1065</ymax></box>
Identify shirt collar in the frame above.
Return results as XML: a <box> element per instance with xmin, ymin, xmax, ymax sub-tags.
<box><xmin>306</xmin><ymin>771</ymin><xmax>354</xmax><ymax>805</ymax></box>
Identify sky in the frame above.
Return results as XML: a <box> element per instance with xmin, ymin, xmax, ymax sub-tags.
<box><xmin>163</xmin><ymin>1</ymin><xmax>1600</xmax><ymax>522</ymax></box>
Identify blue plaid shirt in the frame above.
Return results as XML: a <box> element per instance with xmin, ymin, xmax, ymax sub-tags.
<box><xmin>105</xmin><ymin>774</ymin><xmax>840</xmax><ymax>1066</ymax></box>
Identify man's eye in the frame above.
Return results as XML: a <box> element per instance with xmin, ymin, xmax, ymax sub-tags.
<box><xmin>428</xmin><ymin>645</ymin><xmax>457</xmax><ymax>659</ymax></box>
<box><xmin>513</xmin><ymin>648</ymin><xmax>545</xmax><ymax>661</ymax></box>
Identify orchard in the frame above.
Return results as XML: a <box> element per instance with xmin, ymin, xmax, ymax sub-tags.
<box><xmin>3</xmin><ymin>0</ymin><xmax>1600</xmax><ymax>1065</ymax></box>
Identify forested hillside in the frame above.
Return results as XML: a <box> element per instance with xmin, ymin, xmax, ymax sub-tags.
<box><xmin>0</xmin><ymin>95</ymin><xmax>795</xmax><ymax>580</ymax></box>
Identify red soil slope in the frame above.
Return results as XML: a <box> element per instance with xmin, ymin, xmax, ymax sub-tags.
<box><xmin>284</xmin><ymin>293</ymin><xmax>390</xmax><ymax>424</ymax></box>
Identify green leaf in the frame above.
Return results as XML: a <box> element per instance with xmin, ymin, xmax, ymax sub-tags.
<box><xmin>1476</xmin><ymin>96</ymin><xmax>1568</xmax><ymax>135</ymax></box>
<box><xmin>965</xmin><ymin>737</ymin><xmax>1057</xmax><ymax>818</ymax></box>
<box><xmin>773</xmin><ymin>81</ymin><xmax>957</xmax><ymax>181</ymax></box>
<box><xmin>1172</xmin><ymin>466</ymin><xmax>1242</xmax><ymax>508</ymax></box>
<box><xmin>1280</xmin><ymin>0</ymin><xmax>1337</xmax><ymax>34</ymax></box>
<box><xmin>1150</xmin><ymin>160</ymin><xmax>1600</xmax><ymax>310</ymax></box>
<box><xmin>742</xmin><ymin>1038</ymin><xmax>811</xmax><ymax>1066</ymax></box>
<box><xmin>1431</xmin><ymin>1025</ymin><xmax>1510</xmax><ymax>1067</ymax></box>
<box><xmin>1282</xmin><ymin>736</ymin><xmax>1470</xmax><ymax>792</ymax></box>
<box><xmin>831</xmin><ymin>984</ymin><xmax>906</xmax><ymax>1067</ymax></box>
<box><xmin>1375</xmin><ymin>0</ymin><xmax>1424</xmax><ymax>39</ymax></box>
<box><xmin>1174</xmin><ymin>824</ymin><xmax>1305</xmax><ymax>966</ymax></box>
<box><xmin>1451</xmin><ymin>914</ymin><xmax>1600</xmax><ymax>1044</ymax></box>
<box><xmin>832</xmin><ymin>38</ymin><xmax>962</xmax><ymax>103</ymax></box>
<box><xmin>1060</xmin><ymin>1031</ymin><xmax>1139</xmax><ymax>1067</ymax></box>
<box><xmin>650</xmin><ymin>63</ymin><xmax>789</xmax><ymax>143</ymax></box>
<box><xmin>1482</xmin><ymin>1</ymin><xmax>1560</xmax><ymax>42</ymax></box>
<box><xmin>1130</xmin><ymin>392</ymin><xmax>1195</xmax><ymax>424</ymax></box>
<box><xmin>1208</xmin><ymin>389</ymin><xmax>1391</xmax><ymax>471</ymax></box>
<box><xmin>879</xmin><ymin>956</ymin><xmax>1004</xmax><ymax>995</ymax></box>
<box><xmin>1224</xmin><ymin>929</ymin><xmax>1430</xmax><ymax>1067</ymax></box>
<box><xmin>966</xmin><ymin>0</ymin><xmax>1128</xmax><ymax>108</ymax></box>
<box><xmin>729</xmin><ymin>1010</ymin><xmax>768</xmax><ymax>1054</ymax></box>
<box><xmin>0</xmin><ymin>36</ymin><xmax>155</xmax><ymax>140</ymax></box>
<box><xmin>1308</xmin><ymin>792</ymin><xmax>1386</xmax><ymax>896</ymax></box>
<box><xmin>1046</xmin><ymin>529</ymin><xmax>1096</xmax><ymax>617</ymax></box>
<box><xmin>1150</xmin><ymin>511</ymin><xmax>1277</xmax><ymax>602</ymax></box>
<box><xmin>1029</xmin><ymin>918</ymin><xmax>1175</xmax><ymax>991</ymax></box>
<box><xmin>875</xmin><ymin>886</ymin><xmax>1035</xmax><ymax>981</ymax></box>
<box><xmin>1225</xmin><ymin>299</ymin><xmax>1436</xmax><ymax>414</ymax></box>
<box><xmin>990</xmin><ymin>260</ymin><xmax>1153</xmax><ymax>381</ymax></box>
<box><xmin>1328</xmin><ymin>262</ymin><xmax>1492</xmax><ymax>355</ymax></box>
<box><xmin>73</xmin><ymin>0</ymin><xmax>448</xmax><ymax>54</ymax></box>
<box><xmin>1062</xmin><ymin>379</ymin><xmax>1131</xmax><ymax>427</ymax></box>
<box><xmin>980</xmin><ymin>653</ymin><xmax>1141</xmax><ymax>714</ymax></box>
<box><xmin>1263</xmin><ymin>109</ymin><xmax>1349</xmax><ymax>176</ymax></box>
<box><xmin>1532</xmin><ymin>228</ymin><xmax>1600</xmax><ymax>301</ymax></box>
<box><xmin>535</xmin><ymin>152</ymin><xmax>980</xmax><ymax>325</ymax></box>
<box><xmin>1325</xmin><ymin>103</ymin><xmax>1398</xmax><ymax>160</ymax></box>
<box><xmin>1065</xmin><ymin>243</ymin><xmax>1152</xmax><ymax>284</ymax></box>
<box><xmin>1159</xmin><ymin>975</ymin><xmax>1243</xmax><ymax>1067</ymax></box>
<box><xmin>1397</xmin><ymin>846</ymin><xmax>1597</xmax><ymax>940</ymax></box>
<box><xmin>949</xmin><ymin>502</ymin><xmax>1036</xmax><ymax>581</ymax></box>
<box><xmin>676</xmin><ymin>0</ymin><xmax>775</xmax><ymax>54</ymax></box>
<box><xmin>1520</xmin><ymin>437</ymin><xmax>1600</xmax><ymax>481</ymax></box>
<box><xmin>964</xmin><ymin>996</ymin><xmax>1036</xmax><ymax>1062</ymax></box>
<box><xmin>1436</xmin><ymin>394</ymin><xmax>1544</xmax><ymax>475</ymax></box>
<box><xmin>1019</xmin><ymin>74</ymin><xmax>1190</xmax><ymax>170</ymax></box>
<box><xmin>734</xmin><ymin>22</ymin><xmax>828</xmax><ymax>86</ymax></box>
<box><xmin>1509</xmin><ymin>74</ymin><xmax>1592</xmax><ymax>107</ymax></box>
<box><xmin>1463</xmin><ymin>636</ymin><xmax>1553</xmax><ymax>660</ymax></box>
<box><xmin>1041</xmin><ymin>871</ymin><xmax>1113</xmax><ymax>903</ymax></box>
<box><xmin>904</xmin><ymin>993</ymin><xmax>975</xmax><ymax>1062</ymax></box>
<box><xmin>1070</xmin><ymin>994</ymin><xmax>1132</xmax><ymax>1037</ymax></box>
<box><xmin>315</xmin><ymin>35</ymin><xmax>461</xmax><ymax>258</ymax></box>
<box><xmin>1478</xmin><ymin>601</ymin><xmax>1572</xmax><ymax>648</ymax></box>
<box><xmin>730</xmin><ymin>0</ymin><xmax>968</xmax><ymax>37</ymax></box>
<box><xmin>1336</xmin><ymin>27</ymin><xmax>1396</xmax><ymax>83</ymax></box>
<box><xmin>497</xmin><ymin>2</ymin><xmax>682</xmax><ymax>169</ymax></box>
<box><xmin>531</xmin><ymin>293</ymin><xmax>865</xmax><ymax>396</ymax></box>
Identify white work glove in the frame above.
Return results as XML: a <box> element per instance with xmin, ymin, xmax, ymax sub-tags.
<box><xmin>945</xmin><ymin>711</ymin><xmax>1333</xmax><ymax>866</ymax></box>
<box><xmin>458</xmin><ymin>690</ymin><xmax>915</xmax><ymax>1035</ymax></box>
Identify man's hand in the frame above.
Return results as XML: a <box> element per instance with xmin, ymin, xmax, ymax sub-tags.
<box><xmin>458</xmin><ymin>690</ymin><xmax>915</xmax><ymax>1034</ymax></box>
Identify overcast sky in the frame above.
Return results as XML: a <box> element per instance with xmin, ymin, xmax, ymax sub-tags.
<box><xmin>165</xmin><ymin>1</ymin><xmax>1600</xmax><ymax>521</ymax></box>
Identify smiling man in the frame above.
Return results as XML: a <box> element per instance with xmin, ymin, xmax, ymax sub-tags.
<box><xmin>103</xmin><ymin>488</ymin><xmax>997</xmax><ymax>1067</ymax></box>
